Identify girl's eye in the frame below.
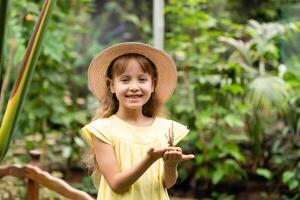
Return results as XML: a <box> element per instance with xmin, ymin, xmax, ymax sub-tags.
<box><xmin>119</xmin><ymin>77</ymin><xmax>129</xmax><ymax>82</ymax></box>
<box><xmin>139</xmin><ymin>78</ymin><xmax>147</xmax><ymax>82</ymax></box>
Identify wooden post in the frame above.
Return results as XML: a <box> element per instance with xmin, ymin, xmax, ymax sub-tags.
<box><xmin>25</xmin><ymin>149</ymin><xmax>42</xmax><ymax>200</ymax></box>
<box><xmin>26</xmin><ymin>179</ymin><xmax>39</xmax><ymax>200</ymax></box>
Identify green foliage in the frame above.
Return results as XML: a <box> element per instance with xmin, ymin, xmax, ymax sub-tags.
<box><xmin>165</xmin><ymin>0</ymin><xmax>247</xmax><ymax>189</ymax></box>
<box><xmin>220</xmin><ymin>19</ymin><xmax>295</xmax><ymax>161</ymax></box>
<box><xmin>165</xmin><ymin>0</ymin><xmax>300</xmax><ymax>197</ymax></box>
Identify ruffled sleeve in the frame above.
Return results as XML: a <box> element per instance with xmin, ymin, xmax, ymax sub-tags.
<box><xmin>81</xmin><ymin>118</ymin><xmax>113</xmax><ymax>147</ymax></box>
<box><xmin>172</xmin><ymin>120</ymin><xmax>189</xmax><ymax>145</ymax></box>
<box><xmin>168</xmin><ymin>120</ymin><xmax>189</xmax><ymax>146</ymax></box>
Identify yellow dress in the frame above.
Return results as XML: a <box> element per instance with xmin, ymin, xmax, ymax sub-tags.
<box><xmin>81</xmin><ymin>115</ymin><xmax>189</xmax><ymax>200</ymax></box>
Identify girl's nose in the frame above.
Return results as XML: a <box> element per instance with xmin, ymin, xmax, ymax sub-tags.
<box><xmin>129</xmin><ymin>82</ymin><xmax>139</xmax><ymax>91</ymax></box>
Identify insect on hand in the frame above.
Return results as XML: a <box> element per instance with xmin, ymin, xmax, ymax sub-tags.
<box><xmin>165</xmin><ymin>122</ymin><xmax>174</xmax><ymax>147</ymax></box>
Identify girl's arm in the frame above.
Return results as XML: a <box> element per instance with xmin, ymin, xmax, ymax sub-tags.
<box><xmin>162</xmin><ymin>147</ymin><xmax>194</xmax><ymax>189</ymax></box>
<box><xmin>91</xmin><ymin>134</ymin><xmax>171</xmax><ymax>194</ymax></box>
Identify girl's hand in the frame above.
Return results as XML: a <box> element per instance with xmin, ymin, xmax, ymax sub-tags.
<box><xmin>146</xmin><ymin>147</ymin><xmax>172</xmax><ymax>162</ymax></box>
<box><xmin>163</xmin><ymin>147</ymin><xmax>194</xmax><ymax>167</ymax></box>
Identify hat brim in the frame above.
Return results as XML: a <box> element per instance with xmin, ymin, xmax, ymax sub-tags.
<box><xmin>88</xmin><ymin>42</ymin><xmax>177</xmax><ymax>104</ymax></box>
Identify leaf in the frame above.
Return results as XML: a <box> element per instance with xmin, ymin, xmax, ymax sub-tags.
<box><xmin>225</xmin><ymin>144</ymin><xmax>245</xmax><ymax>162</ymax></box>
<box><xmin>289</xmin><ymin>180</ymin><xmax>299</xmax><ymax>190</ymax></box>
<box><xmin>247</xmin><ymin>76</ymin><xmax>290</xmax><ymax>114</ymax></box>
<box><xmin>219</xmin><ymin>36</ymin><xmax>253</xmax><ymax>66</ymax></box>
<box><xmin>212</xmin><ymin>165</ymin><xmax>224</xmax><ymax>184</ymax></box>
<box><xmin>256</xmin><ymin>168</ymin><xmax>273</xmax><ymax>180</ymax></box>
<box><xmin>282</xmin><ymin>171</ymin><xmax>294</xmax><ymax>183</ymax></box>
<box><xmin>224</xmin><ymin>114</ymin><xmax>244</xmax><ymax>127</ymax></box>
<box><xmin>222</xmin><ymin>83</ymin><xmax>245</xmax><ymax>95</ymax></box>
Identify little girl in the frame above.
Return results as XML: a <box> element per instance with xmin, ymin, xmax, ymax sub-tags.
<box><xmin>81</xmin><ymin>42</ymin><xmax>194</xmax><ymax>200</ymax></box>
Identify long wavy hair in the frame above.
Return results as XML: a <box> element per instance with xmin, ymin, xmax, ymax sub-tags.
<box><xmin>84</xmin><ymin>53</ymin><xmax>166</xmax><ymax>187</ymax></box>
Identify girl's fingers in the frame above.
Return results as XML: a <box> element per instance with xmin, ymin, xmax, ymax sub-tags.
<box><xmin>149</xmin><ymin>147</ymin><xmax>182</xmax><ymax>154</ymax></box>
<box><xmin>157</xmin><ymin>147</ymin><xmax>174</xmax><ymax>154</ymax></box>
<box><xmin>164</xmin><ymin>153</ymin><xmax>170</xmax><ymax>160</ymax></box>
<box><xmin>164</xmin><ymin>151</ymin><xmax>182</xmax><ymax>160</ymax></box>
<box><xmin>149</xmin><ymin>147</ymin><xmax>171</xmax><ymax>154</ymax></box>
<box><xmin>181</xmin><ymin>154</ymin><xmax>195</xmax><ymax>161</ymax></box>
<box><xmin>172</xmin><ymin>147</ymin><xmax>182</xmax><ymax>152</ymax></box>
<box><xmin>149</xmin><ymin>147</ymin><xmax>193</xmax><ymax>162</ymax></box>
<box><xmin>147</xmin><ymin>147</ymin><xmax>155</xmax><ymax>154</ymax></box>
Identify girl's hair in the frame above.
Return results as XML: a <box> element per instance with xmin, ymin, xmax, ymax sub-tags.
<box><xmin>84</xmin><ymin>53</ymin><xmax>166</xmax><ymax>187</ymax></box>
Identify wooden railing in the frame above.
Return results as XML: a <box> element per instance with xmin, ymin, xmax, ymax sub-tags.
<box><xmin>0</xmin><ymin>150</ymin><xmax>94</xmax><ymax>200</ymax></box>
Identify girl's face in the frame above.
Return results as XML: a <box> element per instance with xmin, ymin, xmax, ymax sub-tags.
<box><xmin>110</xmin><ymin>58</ymin><xmax>154</xmax><ymax>112</ymax></box>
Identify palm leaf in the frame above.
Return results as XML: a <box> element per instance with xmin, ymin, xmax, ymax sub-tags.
<box><xmin>0</xmin><ymin>0</ymin><xmax>57</xmax><ymax>162</ymax></box>
<box><xmin>247</xmin><ymin>76</ymin><xmax>290</xmax><ymax>115</ymax></box>
<box><xmin>219</xmin><ymin>36</ymin><xmax>254</xmax><ymax>67</ymax></box>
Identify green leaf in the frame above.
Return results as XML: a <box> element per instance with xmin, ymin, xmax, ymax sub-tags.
<box><xmin>222</xmin><ymin>83</ymin><xmax>245</xmax><ymax>95</ymax></box>
<box><xmin>282</xmin><ymin>171</ymin><xmax>294</xmax><ymax>183</ymax></box>
<box><xmin>224</xmin><ymin>114</ymin><xmax>244</xmax><ymax>127</ymax></box>
<box><xmin>256</xmin><ymin>168</ymin><xmax>273</xmax><ymax>180</ymax></box>
<box><xmin>247</xmin><ymin>76</ymin><xmax>290</xmax><ymax>114</ymax></box>
<box><xmin>289</xmin><ymin>180</ymin><xmax>299</xmax><ymax>190</ymax></box>
<box><xmin>225</xmin><ymin>144</ymin><xmax>245</xmax><ymax>162</ymax></box>
<box><xmin>212</xmin><ymin>165</ymin><xmax>224</xmax><ymax>184</ymax></box>
<box><xmin>219</xmin><ymin>36</ymin><xmax>253</xmax><ymax>66</ymax></box>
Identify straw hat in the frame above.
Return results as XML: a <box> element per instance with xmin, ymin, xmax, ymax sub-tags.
<box><xmin>88</xmin><ymin>42</ymin><xmax>177</xmax><ymax>104</ymax></box>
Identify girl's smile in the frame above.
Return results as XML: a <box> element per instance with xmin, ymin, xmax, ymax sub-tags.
<box><xmin>126</xmin><ymin>94</ymin><xmax>143</xmax><ymax>99</ymax></box>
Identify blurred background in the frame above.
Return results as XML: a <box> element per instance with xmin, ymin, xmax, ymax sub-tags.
<box><xmin>0</xmin><ymin>0</ymin><xmax>300</xmax><ymax>199</ymax></box>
